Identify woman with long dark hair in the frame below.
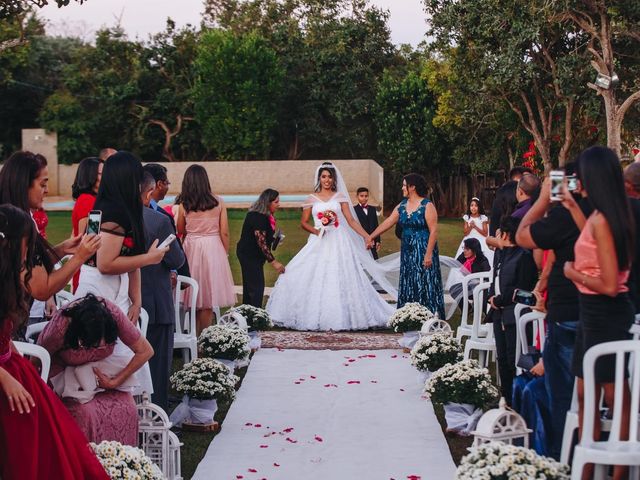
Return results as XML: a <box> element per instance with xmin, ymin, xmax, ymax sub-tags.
<box><xmin>267</xmin><ymin>162</ymin><xmax>397</xmax><ymax>330</ymax></box>
<box><xmin>0</xmin><ymin>204</ymin><xmax>109</xmax><ymax>479</ymax></box>
<box><xmin>0</xmin><ymin>151</ymin><xmax>100</xmax><ymax>301</ymax></box>
<box><xmin>75</xmin><ymin>151</ymin><xmax>167</xmax><ymax>396</ymax></box>
<box><xmin>177</xmin><ymin>165</ymin><xmax>236</xmax><ymax>334</ymax></box>
<box><xmin>71</xmin><ymin>157</ymin><xmax>104</xmax><ymax>292</ymax></box>
<box><xmin>369</xmin><ymin>173</ymin><xmax>445</xmax><ymax>317</ymax></box>
<box><xmin>237</xmin><ymin>189</ymin><xmax>286</xmax><ymax>307</ymax></box>
<box><xmin>562</xmin><ymin>146</ymin><xmax>635</xmax><ymax>480</ymax></box>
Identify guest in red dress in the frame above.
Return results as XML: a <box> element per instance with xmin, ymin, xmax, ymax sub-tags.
<box><xmin>32</xmin><ymin>208</ymin><xmax>48</xmax><ymax>238</ymax></box>
<box><xmin>0</xmin><ymin>204</ymin><xmax>108</xmax><ymax>480</ymax></box>
<box><xmin>71</xmin><ymin>157</ymin><xmax>104</xmax><ymax>292</ymax></box>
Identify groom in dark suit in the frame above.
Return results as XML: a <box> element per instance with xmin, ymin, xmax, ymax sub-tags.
<box><xmin>354</xmin><ymin>187</ymin><xmax>381</xmax><ymax>259</ymax></box>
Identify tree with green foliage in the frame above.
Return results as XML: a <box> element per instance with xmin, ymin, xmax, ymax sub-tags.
<box><xmin>193</xmin><ymin>29</ymin><xmax>283</xmax><ymax>160</ymax></box>
<box><xmin>424</xmin><ymin>0</ymin><xmax>595</xmax><ymax>171</ymax></box>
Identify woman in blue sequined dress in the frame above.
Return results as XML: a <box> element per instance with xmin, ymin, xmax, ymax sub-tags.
<box><xmin>368</xmin><ymin>174</ymin><xmax>445</xmax><ymax>317</ymax></box>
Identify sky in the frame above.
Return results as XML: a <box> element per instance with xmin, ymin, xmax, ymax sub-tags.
<box><xmin>39</xmin><ymin>0</ymin><xmax>428</xmax><ymax>47</ymax></box>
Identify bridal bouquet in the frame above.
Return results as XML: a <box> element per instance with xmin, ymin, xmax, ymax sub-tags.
<box><xmin>90</xmin><ymin>440</ymin><xmax>163</xmax><ymax>480</ymax></box>
<box><xmin>455</xmin><ymin>442</ymin><xmax>569</xmax><ymax>480</ymax></box>
<box><xmin>387</xmin><ymin>302</ymin><xmax>437</xmax><ymax>333</ymax></box>
<box><xmin>170</xmin><ymin>357</ymin><xmax>238</xmax><ymax>402</ymax></box>
<box><xmin>318</xmin><ymin>210</ymin><xmax>339</xmax><ymax>228</ymax></box>
<box><xmin>231</xmin><ymin>304</ymin><xmax>273</xmax><ymax>331</ymax></box>
<box><xmin>410</xmin><ymin>333</ymin><xmax>462</xmax><ymax>372</ymax></box>
<box><xmin>198</xmin><ymin>324</ymin><xmax>251</xmax><ymax>361</ymax></box>
<box><xmin>424</xmin><ymin>359</ymin><xmax>499</xmax><ymax>408</ymax></box>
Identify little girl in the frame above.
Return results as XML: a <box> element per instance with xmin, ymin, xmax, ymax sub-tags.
<box><xmin>454</xmin><ymin>197</ymin><xmax>493</xmax><ymax>264</ymax></box>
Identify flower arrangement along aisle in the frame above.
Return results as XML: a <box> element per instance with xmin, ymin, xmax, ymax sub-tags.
<box><xmin>198</xmin><ymin>324</ymin><xmax>251</xmax><ymax>369</ymax></box>
<box><xmin>387</xmin><ymin>302</ymin><xmax>438</xmax><ymax>349</ymax></box>
<box><xmin>455</xmin><ymin>442</ymin><xmax>569</xmax><ymax>480</ymax></box>
<box><xmin>231</xmin><ymin>304</ymin><xmax>273</xmax><ymax>350</ymax></box>
<box><xmin>424</xmin><ymin>359</ymin><xmax>499</xmax><ymax>435</ymax></box>
<box><xmin>91</xmin><ymin>440</ymin><xmax>163</xmax><ymax>480</ymax></box>
<box><xmin>169</xmin><ymin>357</ymin><xmax>239</xmax><ymax>426</ymax></box>
<box><xmin>410</xmin><ymin>333</ymin><xmax>462</xmax><ymax>382</ymax></box>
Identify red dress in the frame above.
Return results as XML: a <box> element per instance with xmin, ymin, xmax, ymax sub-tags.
<box><xmin>0</xmin><ymin>320</ymin><xmax>109</xmax><ymax>480</ymax></box>
<box><xmin>71</xmin><ymin>193</ymin><xmax>97</xmax><ymax>292</ymax></box>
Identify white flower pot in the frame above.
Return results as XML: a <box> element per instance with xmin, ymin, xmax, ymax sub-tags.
<box><xmin>443</xmin><ymin>402</ymin><xmax>483</xmax><ymax>435</ymax></box>
<box><xmin>248</xmin><ymin>331</ymin><xmax>262</xmax><ymax>350</ymax></box>
<box><xmin>398</xmin><ymin>330</ymin><xmax>420</xmax><ymax>349</ymax></box>
<box><xmin>188</xmin><ymin>397</ymin><xmax>218</xmax><ymax>424</ymax></box>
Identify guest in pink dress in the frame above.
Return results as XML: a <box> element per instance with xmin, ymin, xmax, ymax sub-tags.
<box><xmin>38</xmin><ymin>294</ymin><xmax>153</xmax><ymax>445</ymax></box>
<box><xmin>177</xmin><ymin>165</ymin><xmax>236</xmax><ymax>334</ymax></box>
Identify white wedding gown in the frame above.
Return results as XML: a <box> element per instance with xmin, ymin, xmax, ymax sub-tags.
<box><xmin>266</xmin><ymin>192</ymin><xmax>395</xmax><ymax>331</ymax></box>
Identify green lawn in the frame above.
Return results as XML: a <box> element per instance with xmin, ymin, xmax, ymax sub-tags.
<box><xmin>46</xmin><ymin>209</ymin><xmax>470</xmax><ymax>477</ymax></box>
<box><xmin>46</xmin><ymin>209</ymin><xmax>463</xmax><ymax>288</ymax></box>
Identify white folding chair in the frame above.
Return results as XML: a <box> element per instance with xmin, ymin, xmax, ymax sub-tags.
<box><xmin>14</xmin><ymin>341</ymin><xmax>50</xmax><ymax>381</ymax></box>
<box><xmin>455</xmin><ymin>271</ymin><xmax>493</xmax><ymax>342</ymax></box>
<box><xmin>571</xmin><ymin>340</ymin><xmax>640</xmax><ymax>480</ymax></box>
<box><xmin>55</xmin><ymin>289</ymin><xmax>74</xmax><ymax>309</ymax></box>
<box><xmin>561</xmin><ymin>321</ymin><xmax>640</xmax><ymax>465</ymax></box>
<box><xmin>25</xmin><ymin>321</ymin><xmax>49</xmax><ymax>344</ymax></box>
<box><xmin>139</xmin><ymin>308</ymin><xmax>149</xmax><ymax>338</ymax></box>
<box><xmin>463</xmin><ymin>282</ymin><xmax>497</xmax><ymax>382</ymax></box>
<box><xmin>515</xmin><ymin>310</ymin><xmax>545</xmax><ymax>375</ymax></box>
<box><xmin>174</xmin><ymin>276</ymin><xmax>199</xmax><ymax>363</ymax></box>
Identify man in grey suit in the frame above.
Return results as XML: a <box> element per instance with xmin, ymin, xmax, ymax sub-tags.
<box><xmin>140</xmin><ymin>173</ymin><xmax>185</xmax><ymax>410</ymax></box>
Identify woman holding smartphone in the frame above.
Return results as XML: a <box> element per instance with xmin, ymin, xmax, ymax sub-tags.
<box><xmin>561</xmin><ymin>146</ymin><xmax>634</xmax><ymax>480</ymax></box>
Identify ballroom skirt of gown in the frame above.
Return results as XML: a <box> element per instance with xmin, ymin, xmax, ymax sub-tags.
<box><xmin>266</xmin><ymin>229</ymin><xmax>394</xmax><ymax>331</ymax></box>
<box><xmin>0</xmin><ymin>352</ymin><xmax>109</xmax><ymax>480</ymax></box>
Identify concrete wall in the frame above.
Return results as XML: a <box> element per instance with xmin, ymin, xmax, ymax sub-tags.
<box><xmin>58</xmin><ymin>159</ymin><xmax>385</xmax><ymax>206</ymax></box>
<box><xmin>22</xmin><ymin>129</ymin><xmax>60</xmax><ymax>195</ymax></box>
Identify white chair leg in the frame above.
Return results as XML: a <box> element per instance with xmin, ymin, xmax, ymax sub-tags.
<box><xmin>182</xmin><ymin>348</ymin><xmax>189</xmax><ymax>365</ymax></box>
<box><xmin>570</xmin><ymin>448</ymin><xmax>586</xmax><ymax>480</ymax></box>
<box><xmin>189</xmin><ymin>343</ymin><xmax>197</xmax><ymax>363</ymax></box>
<box><xmin>560</xmin><ymin>413</ymin><xmax>579</xmax><ymax>465</ymax></box>
<box><xmin>593</xmin><ymin>463</ymin><xmax>608</xmax><ymax>480</ymax></box>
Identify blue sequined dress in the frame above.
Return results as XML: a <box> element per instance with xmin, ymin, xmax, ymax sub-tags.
<box><xmin>398</xmin><ymin>198</ymin><xmax>445</xmax><ymax>317</ymax></box>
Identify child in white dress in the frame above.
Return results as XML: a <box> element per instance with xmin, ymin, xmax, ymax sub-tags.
<box><xmin>454</xmin><ymin>197</ymin><xmax>493</xmax><ymax>264</ymax></box>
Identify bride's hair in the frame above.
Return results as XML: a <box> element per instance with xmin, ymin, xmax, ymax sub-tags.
<box><xmin>314</xmin><ymin>162</ymin><xmax>337</xmax><ymax>193</ymax></box>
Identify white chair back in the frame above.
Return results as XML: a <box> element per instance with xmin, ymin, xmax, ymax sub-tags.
<box><xmin>515</xmin><ymin>310</ymin><xmax>545</xmax><ymax>374</ymax></box>
<box><xmin>420</xmin><ymin>319</ymin><xmax>453</xmax><ymax>337</ymax></box>
<box><xmin>456</xmin><ymin>271</ymin><xmax>492</xmax><ymax>340</ymax></box>
<box><xmin>14</xmin><ymin>341</ymin><xmax>50</xmax><ymax>381</ymax></box>
<box><xmin>25</xmin><ymin>321</ymin><xmax>49</xmax><ymax>344</ymax></box>
<box><xmin>175</xmin><ymin>276</ymin><xmax>198</xmax><ymax>335</ymax></box>
<box><xmin>139</xmin><ymin>308</ymin><xmax>149</xmax><ymax>338</ymax></box>
<box><xmin>470</xmin><ymin>282</ymin><xmax>493</xmax><ymax>341</ymax></box>
<box><xmin>582</xmin><ymin>340</ymin><xmax>640</xmax><ymax>444</ymax></box>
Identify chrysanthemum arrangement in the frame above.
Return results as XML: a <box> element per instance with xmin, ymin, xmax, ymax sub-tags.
<box><xmin>170</xmin><ymin>357</ymin><xmax>239</xmax><ymax>401</ymax></box>
<box><xmin>424</xmin><ymin>359</ymin><xmax>499</xmax><ymax>408</ymax></box>
<box><xmin>455</xmin><ymin>442</ymin><xmax>569</xmax><ymax>480</ymax></box>
<box><xmin>90</xmin><ymin>440</ymin><xmax>163</xmax><ymax>480</ymax></box>
<box><xmin>231</xmin><ymin>304</ymin><xmax>273</xmax><ymax>331</ymax></box>
<box><xmin>387</xmin><ymin>302</ymin><xmax>437</xmax><ymax>333</ymax></box>
<box><xmin>198</xmin><ymin>324</ymin><xmax>251</xmax><ymax>360</ymax></box>
<box><xmin>410</xmin><ymin>333</ymin><xmax>463</xmax><ymax>372</ymax></box>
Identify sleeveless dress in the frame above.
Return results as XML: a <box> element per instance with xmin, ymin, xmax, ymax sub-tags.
<box><xmin>266</xmin><ymin>193</ymin><xmax>394</xmax><ymax>331</ymax></box>
<box><xmin>397</xmin><ymin>198</ymin><xmax>445</xmax><ymax>318</ymax></box>
<box><xmin>183</xmin><ymin>202</ymin><xmax>236</xmax><ymax>309</ymax></box>
<box><xmin>0</xmin><ymin>320</ymin><xmax>109</xmax><ymax>479</ymax></box>
<box><xmin>454</xmin><ymin>214</ymin><xmax>494</xmax><ymax>264</ymax></box>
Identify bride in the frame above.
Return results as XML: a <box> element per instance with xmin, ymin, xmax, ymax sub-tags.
<box><xmin>266</xmin><ymin>162</ymin><xmax>397</xmax><ymax>331</ymax></box>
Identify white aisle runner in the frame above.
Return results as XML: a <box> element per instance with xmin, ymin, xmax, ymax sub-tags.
<box><xmin>192</xmin><ymin>349</ymin><xmax>456</xmax><ymax>480</ymax></box>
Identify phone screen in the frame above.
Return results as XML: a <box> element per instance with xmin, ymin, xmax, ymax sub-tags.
<box><xmin>87</xmin><ymin>210</ymin><xmax>102</xmax><ymax>235</ymax></box>
<box><xmin>550</xmin><ymin>170</ymin><xmax>564</xmax><ymax>201</ymax></box>
<box><xmin>514</xmin><ymin>289</ymin><xmax>536</xmax><ymax>306</ymax></box>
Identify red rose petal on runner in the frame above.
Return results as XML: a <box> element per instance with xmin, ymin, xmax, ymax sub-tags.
<box><xmin>407</xmin><ymin>475</ymin><xmax>421</xmax><ymax>480</ymax></box>
<box><xmin>236</xmin><ymin>476</ymin><xmax>243</xmax><ymax>479</ymax></box>
<box><xmin>285</xmin><ymin>437</ymin><xmax>297</xmax><ymax>443</ymax></box>
<box><xmin>399</xmin><ymin>389</ymin><xmax>405</xmax><ymax>392</ymax></box>
<box><xmin>245</xmin><ymin>423</ymin><xmax>253</xmax><ymax>426</ymax></box>
<box><xmin>347</xmin><ymin>380</ymin><xmax>360</xmax><ymax>384</ymax></box>
<box><xmin>310</xmin><ymin>375</ymin><xmax>316</xmax><ymax>379</ymax></box>
<box><xmin>248</xmin><ymin>468</ymin><xmax>257</xmax><ymax>473</ymax></box>
<box><xmin>370</xmin><ymin>380</ymin><xmax>378</xmax><ymax>383</ymax></box>
<box><xmin>255</xmin><ymin>424</ymin><xmax>262</xmax><ymax>428</ymax></box>
<box><xmin>348</xmin><ymin>359</ymin><xmax>356</xmax><ymax>363</ymax></box>
<box><xmin>260</xmin><ymin>445</ymin><xmax>269</xmax><ymax>448</ymax></box>
<box><xmin>273</xmin><ymin>463</ymin><xmax>280</xmax><ymax>467</ymax></box>
<box><xmin>391</xmin><ymin>354</ymin><xmax>398</xmax><ymax>358</ymax></box>
<box><xmin>294</xmin><ymin>381</ymin><xmax>301</xmax><ymax>384</ymax></box>
<box><xmin>314</xmin><ymin>436</ymin><xmax>323</xmax><ymax>442</ymax></box>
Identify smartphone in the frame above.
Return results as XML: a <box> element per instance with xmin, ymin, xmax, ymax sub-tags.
<box><xmin>158</xmin><ymin>234</ymin><xmax>176</xmax><ymax>249</ymax></box>
<box><xmin>550</xmin><ymin>170</ymin><xmax>564</xmax><ymax>201</ymax></box>
<box><xmin>567</xmin><ymin>175</ymin><xmax>578</xmax><ymax>192</ymax></box>
<box><xmin>513</xmin><ymin>289</ymin><xmax>537</xmax><ymax>306</ymax></box>
<box><xmin>86</xmin><ymin>210</ymin><xmax>102</xmax><ymax>235</ymax></box>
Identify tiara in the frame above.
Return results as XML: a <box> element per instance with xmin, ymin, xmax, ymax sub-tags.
<box><xmin>471</xmin><ymin>197</ymin><xmax>480</xmax><ymax>201</ymax></box>
<box><xmin>0</xmin><ymin>232</ymin><xmax>5</xmax><ymax>238</ymax></box>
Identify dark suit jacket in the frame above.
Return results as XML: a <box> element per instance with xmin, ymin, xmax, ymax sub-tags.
<box><xmin>353</xmin><ymin>204</ymin><xmax>380</xmax><ymax>243</ymax></box>
<box><xmin>151</xmin><ymin>202</ymin><xmax>191</xmax><ymax>279</ymax></box>
<box><xmin>141</xmin><ymin>207</ymin><xmax>186</xmax><ymax>325</ymax></box>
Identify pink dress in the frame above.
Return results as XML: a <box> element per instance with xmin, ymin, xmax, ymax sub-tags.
<box><xmin>38</xmin><ymin>299</ymin><xmax>141</xmax><ymax>446</ymax></box>
<box><xmin>183</xmin><ymin>203</ymin><xmax>236</xmax><ymax>309</ymax></box>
